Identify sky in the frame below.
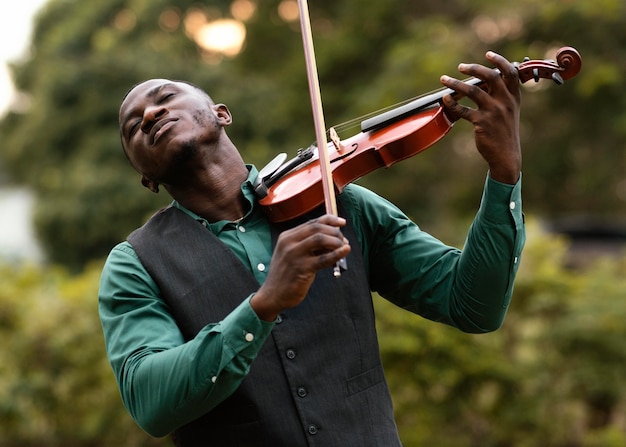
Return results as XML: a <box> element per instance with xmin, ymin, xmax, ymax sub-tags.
<box><xmin>0</xmin><ymin>0</ymin><xmax>48</xmax><ymax>116</ymax></box>
<box><xmin>0</xmin><ymin>1</ymin><xmax>48</xmax><ymax>262</ymax></box>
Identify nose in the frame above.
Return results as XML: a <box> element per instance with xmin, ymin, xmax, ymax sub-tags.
<box><xmin>140</xmin><ymin>105</ymin><xmax>167</xmax><ymax>134</ymax></box>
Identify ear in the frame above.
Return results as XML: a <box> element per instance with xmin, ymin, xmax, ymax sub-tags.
<box><xmin>141</xmin><ymin>175</ymin><xmax>160</xmax><ymax>193</ymax></box>
<box><xmin>214</xmin><ymin>104</ymin><xmax>233</xmax><ymax>126</ymax></box>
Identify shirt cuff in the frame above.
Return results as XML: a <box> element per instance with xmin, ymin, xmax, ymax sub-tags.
<box><xmin>478</xmin><ymin>172</ymin><xmax>523</xmax><ymax>226</ymax></box>
<box><xmin>218</xmin><ymin>294</ymin><xmax>275</xmax><ymax>356</ymax></box>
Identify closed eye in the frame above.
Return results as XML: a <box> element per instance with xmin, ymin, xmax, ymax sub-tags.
<box><xmin>158</xmin><ymin>93</ymin><xmax>174</xmax><ymax>104</ymax></box>
<box><xmin>126</xmin><ymin>119</ymin><xmax>141</xmax><ymax>139</ymax></box>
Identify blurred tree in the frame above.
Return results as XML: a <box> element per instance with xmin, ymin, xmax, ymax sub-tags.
<box><xmin>0</xmin><ymin>262</ymin><xmax>171</xmax><ymax>447</ymax></box>
<box><xmin>0</xmin><ymin>0</ymin><xmax>624</xmax><ymax>267</ymax></box>
<box><xmin>516</xmin><ymin>1</ymin><xmax>626</xmax><ymax>221</ymax></box>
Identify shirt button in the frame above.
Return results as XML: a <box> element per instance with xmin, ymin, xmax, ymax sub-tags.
<box><xmin>245</xmin><ymin>332</ymin><xmax>254</xmax><ymax>342</ymax></box>
<box><xmin>286</xmin><ymin>349</ymin><xmax>296</xmax><ymax>359</ymax></box>
<box><xmin>514</xmin><ymin>256</ymin><xmax>518</xmax><ymax>264</ymax></box>
<box><xmin>211</xmin><ymin>376</ymin><xmax>217</xmax><ymax>383</ymax></box>
<box><xmin>257</xmin><ymin>263</ymin><xmax>266</xmax><ymax>272</ymax></box>
<box><xmin>275</xmin><ymin>314</ymin><xmax>283</xmax><ymax>324</ymax></box>
<box><xmin>238</xmin><ymin>225</ymin><xmax>246</xmax><ymax>233</ymax></box>
<box><xmin>297</xmin><ymin>387</ymin><xmax>308</xmax><ymax>398</ymax></box>
<box><xmin>308</xmin><ymin>424</ymin><xmax>318</xmax><ymax>435</ymax></box>
<box><xmin>509</xmin><ymin>201</ymin><xmax>516</xmax><ymax>210</ymax></box>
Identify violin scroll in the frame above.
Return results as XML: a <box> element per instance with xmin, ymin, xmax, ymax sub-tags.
<box><xmin>516</xmin><ymin>46</ymin><xmax>582</xmax><ymax>85</ymax></box>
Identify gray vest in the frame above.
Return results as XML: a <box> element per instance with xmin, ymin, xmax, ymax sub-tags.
<box><xmin>127</xmin><ymin>206</ymin><xmax>401</xmax><ymax>447</ymax></box>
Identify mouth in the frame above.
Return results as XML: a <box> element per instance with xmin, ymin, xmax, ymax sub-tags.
<box><xmin>150</xmin><ymin>119</ymin><xmax>178</xmax><ymax>145</ymax></box>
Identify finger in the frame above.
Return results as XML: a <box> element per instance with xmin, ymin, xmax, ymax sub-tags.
<box><xmin>440</xmin><ymin>86</ymin><xmax>474</xmax><ymax>122</ymax></box>
<box><xmin>458</xmin><ymin>52</ymin><xmax>519</xmax><ymax>102</ymax></box>
<box><xmin>281</xmin><ymin>215</ymin><xmax>344</xmax><ymax>243</ymax></box>
<box><xmin>307</xmin><ymin>229</ymin><xmax>350</xmax><ymax>255</ymax></box>
<box><xmin>440</xmin><ymin>72</ymin><xmax>492</xmax><ymax>111</ymax></box>
<box><xmin>273</xmin><ymin>232</ymin><xmax>348</xmax><ymax>277</ymax></box>
<box><xmin>309</xmin><ymin>214</ymin><xmax>347</xmax><ymax>228</ymax></box>
<box><xmin>298</xmin><ymin>215</ymin><xmax>348</xmax><ymax>247</ymax></box>
<box><xmin>279</xmin><ymin>219</ymin><xmax>348</xmax><ymax>259</ymax></box>
<box><xmin>306</xmin><ymin>220</ymin><xmax>347</xmax><ymax>242</ymax></box>
<box><xmin>315</xmin><ymin>243</ymin><xmax>351</xmax><ymax>270</ymax></box>
<box><xmin>484</xmin><ymin>51</ymin><xmax>519</xmax><ymax>92</ymax></box>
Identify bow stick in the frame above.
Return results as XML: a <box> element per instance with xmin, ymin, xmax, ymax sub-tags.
<box><xmin>297</xmin><ymin>0</ymin><xmax>347</xmax><ymax>277</ymax></box>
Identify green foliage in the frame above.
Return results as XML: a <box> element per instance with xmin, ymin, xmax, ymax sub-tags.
<box><xmin>1</xmin><ymin>0</ymin><xmax>625</xmax><ymax>267</ymax></box>
<box><xmin>0</xmin><ymin>261</ymin><xmax>171</xmax><ymax>446</ymax></box>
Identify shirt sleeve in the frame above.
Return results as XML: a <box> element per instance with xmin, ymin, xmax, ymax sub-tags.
<box><xmin>342</xmin><ymin>173</ymin><xmax>525</xmax><ymax>333</ymax></box>
<box><xmin>98</xmin><ymin>242</ymin><xmax>275</xmax><ymax>437</ymax></box>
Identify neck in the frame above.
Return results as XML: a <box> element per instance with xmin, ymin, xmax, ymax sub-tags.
<box><xmin>164</xmin><ymin>140</ymin><xmax>251</xmax><ymax>222</ymax></box>
<box><xmin>169</xmin><ymin>165</ymin><xmax>249</xmax><ymax>223</ymax></box>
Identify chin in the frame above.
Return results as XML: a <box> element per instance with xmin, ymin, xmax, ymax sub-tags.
<box><xmin>174</xmin><ymin>140</ymin><xmax>199</xmax><ymax>163</ymax></box>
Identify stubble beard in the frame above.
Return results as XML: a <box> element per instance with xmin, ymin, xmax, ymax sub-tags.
<box><xmin>170</xmin><ymin>108</ymin><xmax>220</xmax><ymax>169</ymax></box>
<box><xmin>174</xmin><ymin>139</ymin><xmax>199</xmax><ymax>164</ymax></box>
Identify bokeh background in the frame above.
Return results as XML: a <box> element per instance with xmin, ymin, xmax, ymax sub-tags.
<box><xmin>1</xmin><ymin>0</ymin><xmax>625</xmax><ymax>446</ymax></box>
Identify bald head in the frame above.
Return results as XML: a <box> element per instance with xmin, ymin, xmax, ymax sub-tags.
<box><xmin>117</xmin><ymin>78</ymin><xmax>234</xmax><ymax>193</ymax></box>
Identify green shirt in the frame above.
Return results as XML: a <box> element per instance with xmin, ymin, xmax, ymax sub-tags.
<box><xmin>98</xmin><ymin>166</ymin><xmax>525</xmax><ymax>436</ymax></box>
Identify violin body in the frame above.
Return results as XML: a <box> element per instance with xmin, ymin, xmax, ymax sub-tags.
<box><xmin>258</xmin><ymin>47</ymin><xmax>582</xmax><ymax>223</ymax></box>
<box><xmin>259</xmin><ymin>106</ymin><xmax>452</xmax><ymax>222</ymax></box>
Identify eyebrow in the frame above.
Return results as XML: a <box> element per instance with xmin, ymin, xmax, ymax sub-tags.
<box><xmin>146</xmin><ymin>82</ymin><xmax>174</xmax><ymax>99</ymax></box>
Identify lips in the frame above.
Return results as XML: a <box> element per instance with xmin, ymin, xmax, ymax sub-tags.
<box><xmin>150</xmin><ymin>118</ymin><xmax>178</xmax><ymax>145</ymax></box>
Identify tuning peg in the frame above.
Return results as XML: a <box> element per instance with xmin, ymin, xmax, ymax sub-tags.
<box><xmin>551</xmin><ymin>72</ymin><xmax>564</xmax><ymax>85</ymax></box>
<box><xmin>533</xmin><ymin>68</ymin><xmax>540</xmax><ymax>82</ymax></box>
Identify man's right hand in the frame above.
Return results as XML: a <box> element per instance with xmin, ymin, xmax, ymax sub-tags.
<box><xmin>250</xmin><ymin>214</ymin><xmax>351</xmax><ymax>321</ymax></box>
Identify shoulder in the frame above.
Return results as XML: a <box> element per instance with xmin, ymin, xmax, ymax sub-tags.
<box><xmin>339</xmin><ymin>183</ymin><xmax>414</xmax><ymax>228</ymax></box>
<box><xmin>103</xmin><ymin>241</ymin><xmax>143</xmax><ymax>273</ymax></box>
<box><xmin>100</xmin><ymin>240</ymin><xmax>160</xmax><ymax>298</ymax></box>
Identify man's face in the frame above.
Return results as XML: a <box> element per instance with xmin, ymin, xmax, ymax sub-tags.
<box><xmin>119</xmin><ymin>79</ymin><xmax>222</xmax><ymax>185</ymax></box>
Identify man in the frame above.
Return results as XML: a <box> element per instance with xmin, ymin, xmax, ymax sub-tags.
<box><xmin>99</xmin><ymin>51</ymin><xmax>525</xmax><ymax>446</ymax></box>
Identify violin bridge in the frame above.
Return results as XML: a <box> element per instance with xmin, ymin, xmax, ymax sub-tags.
<box><xmin>329</xmin><ymin>127</ymin><xmax>343</xmax><ymax>153</ymax></box>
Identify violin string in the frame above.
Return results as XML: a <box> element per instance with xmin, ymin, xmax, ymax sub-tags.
<box><xmin>328</xmin><ymin>74</ymin><xmax>484</xmax><ymax>138</ymax></box>
<box><xmin>328</xmin><ymin>85</ymin><xmax>448</xmax><ymax>137</ymax></box>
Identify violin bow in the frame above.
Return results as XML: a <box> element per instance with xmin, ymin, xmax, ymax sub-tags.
<box><xmin>297</xmin><ymin>0</ymin><xmax>347</xmax><ymax>277</ymax></box>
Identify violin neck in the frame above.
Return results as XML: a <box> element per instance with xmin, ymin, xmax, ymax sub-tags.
<box><xmin>360</xmin><ymin>77</ymin><xmax>483</xmax><ymax>133</ymax></box>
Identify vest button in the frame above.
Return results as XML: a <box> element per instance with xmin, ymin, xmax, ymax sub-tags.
<box><xmin>286</xmin><ymin>349</ymin><xmax>296</xmax><ymax>359</ymax></box>
<box><xmin>308</xmin><ymin>424</ymin><xmax>318</xmax><ymax>435</ymax></box>
<box><xmin>297</xmin><ymin>387</ymin><xmax>308</xmax><ymax>398</ymax></box>
<box><xmin>275</xmin><ymin>314</ymin><xmax>283</xmax><ymax>324</ymax></box>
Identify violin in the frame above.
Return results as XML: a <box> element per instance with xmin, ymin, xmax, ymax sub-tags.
<box><xmin>254</xmin><ymin>46</ymin><xmax>582</xmax><ymax>224</ymax></box>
